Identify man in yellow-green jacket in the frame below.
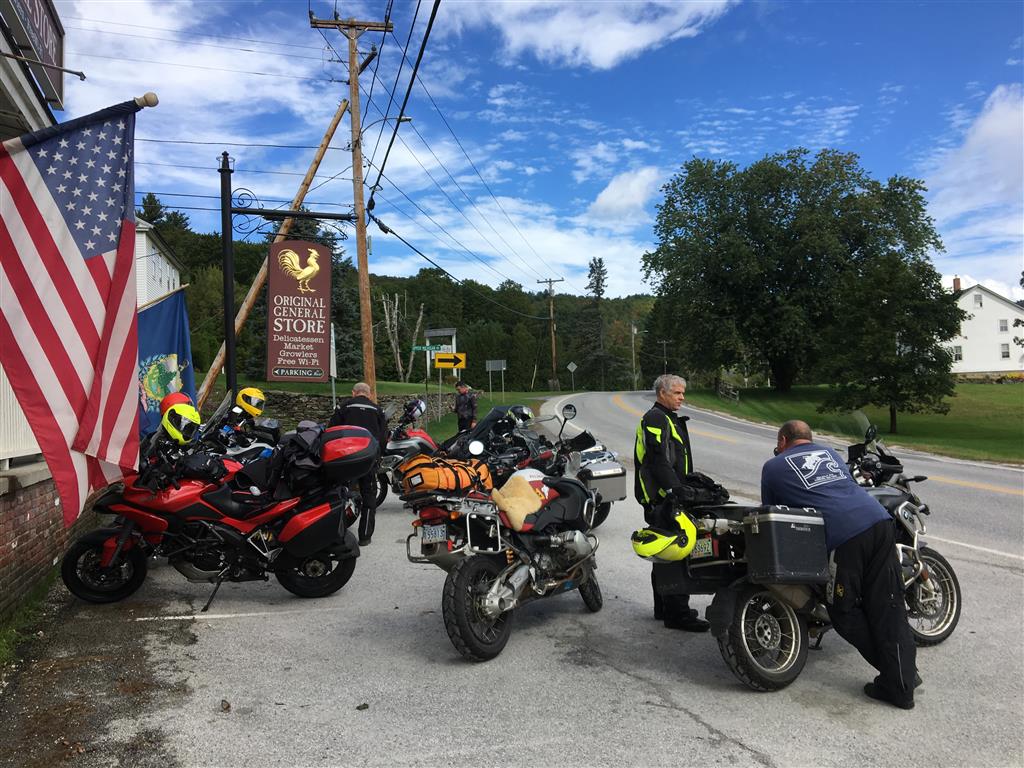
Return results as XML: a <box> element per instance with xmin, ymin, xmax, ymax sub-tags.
<box><xmin>634</xmin><ymin>374</ymin><xmax>710</xmax><ymax>632</ymax></box>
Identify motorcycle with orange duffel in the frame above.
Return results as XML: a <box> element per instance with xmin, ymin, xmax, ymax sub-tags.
<box><xmin>400</xmin><ymin>404</ymin><xmax>602</xmax><ymax>661</ymax></box>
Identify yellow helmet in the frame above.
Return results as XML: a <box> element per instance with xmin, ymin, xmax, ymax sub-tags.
<box><xmin>630</xmin><ymin>512</ymin><xmax>698</xmax><ymax>562</ymax></box>
<box><xmin>236</xmin><ymin>387</ymin><xmax>265</xmax><ymax>417</ymax></box>
<box><xmin>161</xmin><ymin>403</ymin><xmax>201</xmax><ymax>446</ymax></box>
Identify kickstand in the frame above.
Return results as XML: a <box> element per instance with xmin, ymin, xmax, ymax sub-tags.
<box><xmin>201</xmin><ymin>572</ymin><xmax>228</xmax><ymax>613</ymax></box>
<box><xmin>810</xmin><ymin>626</ymin><xmax>831</xmax><ymax>651</ymax></box>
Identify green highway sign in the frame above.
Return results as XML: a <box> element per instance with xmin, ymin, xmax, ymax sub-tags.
<box><xmin>413</xmin><ymin>344</ymin><xmax>444</xmax><ymax>352</ymax></box>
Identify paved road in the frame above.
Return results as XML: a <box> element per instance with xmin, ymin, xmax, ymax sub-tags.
<box><xmin>1</xmin><ymin>393</ymin><xmax>1021</xmax><ymax>767</ymax></box>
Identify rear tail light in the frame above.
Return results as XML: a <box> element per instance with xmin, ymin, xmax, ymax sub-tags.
<box><xmin>418</xmin><ymin>506</ymin><xmax>447</xmax><ymax>522</ymax></box>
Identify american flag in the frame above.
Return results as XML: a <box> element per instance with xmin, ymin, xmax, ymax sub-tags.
<box><xmin>1</xmin><ymin>101</ymin><xmax>142</xmax><ymax>526</ymax></box>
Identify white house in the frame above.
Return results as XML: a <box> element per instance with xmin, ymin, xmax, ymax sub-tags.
<box><xmin>947</xmin><ymin>278</ymin><xmax>1024</xmax><ymax>376</ymax></box>
<box><xmin>135</xmin><ymin>218</ymin><xmax>184</xmax><ymax>306</ymax></box>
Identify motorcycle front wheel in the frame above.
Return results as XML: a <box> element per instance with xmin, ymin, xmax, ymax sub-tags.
<box><xmin>906</xmin><ymin>547</ymin><xmax>961</xmax><ymax>645</ymax></box>
<box><xmin>61</xmin><ymin>536</ymin><xmax>148</xmax><ymax>603</ymax></box>
<box><xmin>374</xmin><ymin>472</ymin><xmax>389</xmax><ymax>507</ymax></box>
<box><xmin>717</xmin><ymin>585</ymin><xmax>808</xmax><ymax>691</ymax></box>
<box><xmin>442</xmin><ymin>555</ymin><xmax>514</xmax><ymax>662</ymax></box>
<box><xmin>275</xmin><ymin>551</ymin><xmax>356</xmax><ymax>598</ymax></box>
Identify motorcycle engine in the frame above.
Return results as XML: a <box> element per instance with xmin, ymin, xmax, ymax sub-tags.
<box><xmin>170</xmin><ymin>523</ymin><xmax>249</xmax><ymax>583</ymax></box>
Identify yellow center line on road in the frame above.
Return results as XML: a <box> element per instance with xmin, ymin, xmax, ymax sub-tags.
<box><xmin>611</xmin><ymin>394</ymin><xmax>739</xmax><ymax>444</ymax></box>
<box><xmin>926</xmin><ymin>475</ymin><xmax>1023</xmax><ymax>497</ymax></box>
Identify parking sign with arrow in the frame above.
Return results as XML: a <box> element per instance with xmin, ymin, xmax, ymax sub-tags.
<box><xmin>434</xmin><ymin>352</ymin><xmax>466</xmax><ymax>369</ymax></box>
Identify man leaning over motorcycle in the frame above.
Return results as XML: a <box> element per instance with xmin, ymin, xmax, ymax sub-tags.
<box><xmin>761</xmin><ymin>419</ymin><xmax>920</xmax><ymax>709</ymax></box>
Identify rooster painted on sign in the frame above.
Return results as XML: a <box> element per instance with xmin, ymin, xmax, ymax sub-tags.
<box><xmin>278</xmin><ymin>248</ymin><xmax>320</xmax><ymax>292</ymax></box>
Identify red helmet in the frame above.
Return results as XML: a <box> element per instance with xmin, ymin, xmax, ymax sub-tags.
<box><xmin>159</xmin><ymin>392</ymin><xmax>192</xmax><ymax>415</ymax></box>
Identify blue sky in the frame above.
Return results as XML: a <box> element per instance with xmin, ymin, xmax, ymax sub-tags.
<box><xmin>54</xmin><ymin>0</ymin><xmax>1023</xmax><ymax>299</ymax></box>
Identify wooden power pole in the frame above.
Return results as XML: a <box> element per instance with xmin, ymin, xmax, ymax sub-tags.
<box><xmin>311</xmin><ymin>14</ymin><xmax>393</xmax><ymax>400</ymax></box>
<box><xmin>537</xmin><ymin>277</ymin><xmax>564</xmax><ymax>390</ymax></box>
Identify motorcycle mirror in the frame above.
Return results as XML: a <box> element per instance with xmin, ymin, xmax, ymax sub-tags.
<box><xmin>561</xmin><ymin>404</ymin><xmax>577</xmax><ymax>421</ymax></box>
<box><xmin>468</xmin><ymin>440</ymin><xmax>485</xmax><ymax>456</ymax></box>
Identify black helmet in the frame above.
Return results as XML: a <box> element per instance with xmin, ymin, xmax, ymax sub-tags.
<box><xmin>509</xmin><ymin>405</ymin><xmax>533</xmax><ymax>425</ymax></box>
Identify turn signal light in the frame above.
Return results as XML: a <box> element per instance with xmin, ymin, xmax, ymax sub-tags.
<box><xmin>449</xmin><ymin>510</ymin><xmax>461</xmax><ymax>520</ymax></box>
<box><xmin>411</xmin><ymin>519</ymin><xmax>422</xmax><ymax>528</ymax></box>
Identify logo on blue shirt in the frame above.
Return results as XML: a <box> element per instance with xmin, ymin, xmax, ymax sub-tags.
<box><xmin>785</xmin><ymin>449</ymin><xmax>845</xmax><ymax>489</ymax></box>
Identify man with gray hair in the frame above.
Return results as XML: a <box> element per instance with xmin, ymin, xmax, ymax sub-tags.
<box><xmin>633</xmin><ymin>373</ymin><xmax>709</xmax><ymax>631</ymax></box>
<box><xmin>330</xmin><ymin>383</ymin><xmax>388</xmax><ymax>545</ymax></box>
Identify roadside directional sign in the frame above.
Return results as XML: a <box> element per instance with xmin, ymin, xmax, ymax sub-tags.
<box><xmin>434</xmin><ymin>352</ymin><xmax>467</xmax><ymax>369</ymax></box>
<box><xmin>413</xmin><ymin>344</ymin><xmax>443</xmax><ymax>352</ymax></box>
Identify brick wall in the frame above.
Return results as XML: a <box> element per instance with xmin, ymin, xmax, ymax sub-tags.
<box><xmin>0</xmin><ymin>472</ymin><xmax>97</xmax><ymax>620</ymax></box>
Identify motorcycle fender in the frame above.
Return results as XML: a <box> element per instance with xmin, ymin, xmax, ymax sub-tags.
<box><xmin>329</xmin><ymin>529</ymin><xmax>361</xmax><ymax>561</ymax></box>
<box><xmin>706</xmin><ymin>589</ymin><xmax>738</xmax><ymax>639</ymax></box>
<box><xmin>71</xmin><ymin>527</ymin><xmax>141</xmax><ymax>568</ymax></box>
<box><xmin>280</xmin><ymin>502</ymin><xmax>343</xmax><ymax>559</ymax></box>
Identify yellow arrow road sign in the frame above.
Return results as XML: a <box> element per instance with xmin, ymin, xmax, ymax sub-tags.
<box><xmin>434</xmin><ymin>352</ymin><xmax>466</xmax><ymax>369</ymax></box>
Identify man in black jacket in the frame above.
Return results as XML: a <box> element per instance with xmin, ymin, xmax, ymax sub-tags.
<box><xmin>634</xmin><ymin>374</ymin><xmax>709</xmax><ymax>632</ymax></box>
<box><xmin>453</xmin><ymin>381</ymin><xmax>477</xmax><ymax>433</ymax></box>
<box><xmin>329</xmin><ymin>383</ymin><xmax>388</xmax><ymax>545</ymax></box>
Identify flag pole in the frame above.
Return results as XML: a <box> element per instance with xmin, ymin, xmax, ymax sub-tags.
<box><xmin>137</xmin><ymin>283</ymin><xmax>189</xmax><ymax>312</ymax></box>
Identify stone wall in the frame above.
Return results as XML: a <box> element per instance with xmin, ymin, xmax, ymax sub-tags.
<box><xmin>257</xmin><ymin>390</ymin><xmax>458</xmax><ymax>431</ymax></box>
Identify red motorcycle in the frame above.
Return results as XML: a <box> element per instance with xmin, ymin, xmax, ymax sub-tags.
<box><xmin>61</xmin><ymin>425</ymin><xmax>377</xmax><ymax>610</ymax></box>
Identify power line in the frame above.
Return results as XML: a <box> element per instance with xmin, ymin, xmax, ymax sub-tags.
<box><xmin>137</xmin><ymin>138</ymin><xmax>345</xmax><ymax>150</ymax></box>
<box><xmin>366</xmin><ymin>0</ymin><xmax>439</xmax><ymax>211</ymax></box>
<box><xmin>63</xmin><ymin>24</ymin><xmax>330</xmax><ymax>61</ymax></box>
<box><xmin>64</xmin><ymin>15</ymin><xmax>324</xmax><ymax>51</ymax></box>
<box><xmin>137</xmin><ymin>160</ymin><xmax>351</xmax><ymax>179</ymax></box>
<box><xmin>367</xmin><ymin>212</ymin><xmax>548</xmax><ymax>321</ymax></box>
<box><xmin>373</xmin><ymin>189</ymin><xmax>514</xmax><ymax>284</ymax></box>
<box><xmin>385</xmin><ymin>31</ymin><xmax>548</xmax><ymax>283</ymax></box>
<box><xmin>136</xmin><ymin>190</ymin><xmax>355</xmax><ymax>210</ymax></box>
<box><xmin>67</xmin><ymin>50</ymin><xmax>333</xmax><ymax>82</ymax></box>
<box><xmin>368</xmin><ymin>0</ymin><xmax>417</xmax><ymax>172</ymax></box>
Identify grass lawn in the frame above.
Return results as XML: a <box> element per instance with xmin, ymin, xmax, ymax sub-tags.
<box><xmin>0</xmin><ymin>569</ymin><xmax>55</xmax><ymax>666</ymax></box>
<box><xmin>685</xmin><ymin>384</ymin><xmax>1024</xmax><ymax>463</ymax></box>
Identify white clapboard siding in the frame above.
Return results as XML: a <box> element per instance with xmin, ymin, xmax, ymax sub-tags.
<box><xmin>0</xmin><ymin>362</ymin><xmax>40</xmax><ymax>464</ymax></box>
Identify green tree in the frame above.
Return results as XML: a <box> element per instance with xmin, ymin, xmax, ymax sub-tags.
<box><xmin>644</xmin><ymin>148</ymin><xmax>945</xmax><ymax>392</ymax></box>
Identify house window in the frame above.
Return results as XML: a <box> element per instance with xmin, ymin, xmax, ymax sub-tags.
<box><xmin>973</xmin><ymin>293</ymin><xmax>983</xmax><ymax>308</ymax></box>
<box><xmin>953</xmin><ymin>346</ymin><xmax>962</xmax><ymax>362</ymax></box>
<box><xmin>1001</xmin><ymin>344</ymin><xmax>1010</xmax><ymax>359</ymax></box>
<box><xmin>999</xmin><ymin>319</ymin><xmax>1008</xmax><ymax>332</ymax></box>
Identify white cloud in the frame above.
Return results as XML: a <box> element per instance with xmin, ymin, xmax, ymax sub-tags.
<box><xmin>583</xmin><ymin>167</ymin><xmax>663</xmax><ymax>227</ymax></box>
<box><xmin>444</xmin><ymin>1</ymin><xmax>736</xmax><ymax>70</ymax></box>
<box><xmin>570</xmin><ymin>141</ymin><xmax>620</xmax><ymax>183</ymax></box>
<box><xmin>925</xmin><ymin>85</ymin><xmax>1024</xmax><ymax>303</ymax></box>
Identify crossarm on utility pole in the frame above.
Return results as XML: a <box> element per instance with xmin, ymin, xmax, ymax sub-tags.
<box><xmin>195</xmin><ymin>99</ymin><xmax>350</xmax><ymax>410</ymax></box>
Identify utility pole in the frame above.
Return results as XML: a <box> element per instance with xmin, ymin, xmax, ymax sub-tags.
<box><xmin>630</xmin><ymin>323</ymin><xmax>638</xmax><ymax>391</ymax></box>
<box><xmin>311</xmin><ymin>13</ymin><xmax>393</xmax><ymax>400</ymax></box>
<box><xmin>658</xmin><ymin>339</ymin><xmax>670</xmax><ymax>374</ymax></box>
<box><xmin>537</xmin><ymin>278</ymin><xmax>564</xmax><ymax>390</ymax></box>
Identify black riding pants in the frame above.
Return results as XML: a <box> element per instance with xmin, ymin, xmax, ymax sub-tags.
<box><xmin>828</xmin><ymin>519</ymin><xmax>917</xmax><ymax>703</ymax></box>
<box><xmin>355</xmin><ymin>473</ymin><xmax>376</xmax><ymax>541</ymax></box>
<box><xmin>644</xmin><ymin>501</ymin><xmax>693</xmax><ymax>621</ymax></box>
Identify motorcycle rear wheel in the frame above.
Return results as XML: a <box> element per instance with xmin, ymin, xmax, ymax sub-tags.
<box><xmin>61</xmin><ymin>537</ymin><xmax>148</xmax><ymax>603</ymax></box>
<box><xmin>906</xmin><ymin>547</ymin><xmax>961</xmax><ymax>646</ymax></box>
<box><xmin>374</xmin><ymin>473</ymin><xmax>389</xmax><ymax>507</ymax></box>
<box><xmin>589</xmin><ymin>502</ymin><xmax>611</xmax><ymax>530</ymax></box>
<box><xmin>718</xmin><ymin>585</ymin><xmax>808</xmax><ymax>691</ymax></box>
<box><xmin>578</xmin><ymin>570</ymin><xmax>603</xmax><ymax>612</ymax></box>
<box><xmin>275</xmin><ymin>551</ymin><xmax>356</xmax><ymax>598</ymax></box>
<box><xmin>442</xmin><ymin>555</ymin><xmax>514</xmax><ymax>662</ymax></box>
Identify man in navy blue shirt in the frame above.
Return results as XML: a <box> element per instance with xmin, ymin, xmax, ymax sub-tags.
<box><xmin>761</xmin><ymin>420</ymin><xmax>918</xmax><ymax>710</ymax></box>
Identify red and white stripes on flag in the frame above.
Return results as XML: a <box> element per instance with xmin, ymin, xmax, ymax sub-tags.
<box><xmin>0</xmin><ymin>101</ymin><xmax>142</xmax><ymax>525</ymax></box>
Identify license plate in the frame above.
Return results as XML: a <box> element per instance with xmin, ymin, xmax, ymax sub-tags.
<box><xmin>690</xmin><ymin>536</ymin><xmax>715</xmax><ymax>559</ymax></box>
<box><xmin>421</xmin><ymin>524</ymin><xmax>448</xmax><ymax>544</ymax></box>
